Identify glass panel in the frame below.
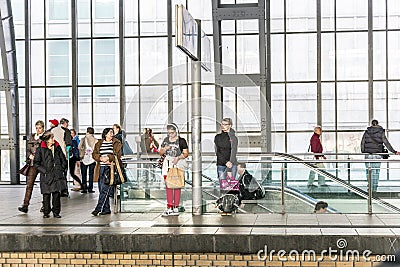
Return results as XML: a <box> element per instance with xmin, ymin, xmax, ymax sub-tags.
<box><xmin>46</xmin><ymin>87</ymin><xmax>72</xmax><ymax>124</ymax></box>
<box><xmin>172</xmin><ymin>37</ymin><xmax>188</xmax><ymax>84</ymax></box>
<box><xmin>172</xmin><ymin>85</ymin><xmax>188</xmax><ymax>128</ymax></box>
<box><xmin>321</xmin><ymin>0</ymin><xmax>334</xmax><ymax>31</ymax></box>
<box><xmin>270</xmin><ymin>0</ymin><xmax>284</xmax><ymax>32</ymax></box>
<box><xmin>31</xmin><ymin>0</ymin><xmax>45</xmax><ymax>39</ymax></box>
<box><xmin>237</xmin><ymin>35</ymin><xmax>259</xmax><ymax>74</ymax></box>
<box><xmin>93</xmin><ymin>39</ymin><xmax>118</xmax><ymax>85</ymax></box>
<box><xmin>271</xmin><ymin>84</ymin><xmax>285</xmax><ymax>132</ymax></box>
<box><xmin>11</xmin><ymin>0</ymin><xmax>25</xmax><ymax>38</ymax></box>
<box><xmin>237</xmin><ymin>20</ymin><xmax>259</xmax><ymax>34</ymax></box>
<box><xmin>78</xmin><ymin>87</ymin><xmax>92</xmax><ymax>132</ymax></box>
<box><xmin>32</xmin><ymin>88</ymin><xmax>46</xmax><ymax>129</ymax></box>
<box><xmin>222</xmin><ymin>88</ymin><xmax>236</xmax><ymax>127</ymax></box>
<box><xmin>140</xmin><ymin>0</ymin><xmax>167</xmax><ymax>36</ymax></box>
<box><xmin>286</xmin><ymin>0</ymin><xmax>316</xmax><ymax>32</ymax></box>
<box><xmin>237</xmin><ymin>87</ymin><xmax>260</xmax><ymax>132</ymax></box>
<box><xmin>286</xmin><ymin>83</ymin><xmax>317</xmax><ymax>131</ymax></box>
<box><xmin>374</xmin><ymin>82</ymin><xmax>387</xmax><ymax>129</ymax></box>
<box><xmin>221</xmin><ymin>35</ymin><xmax>235</xmax><ymax>74</ymax></box>
<box><xmin>286</xmin><ymin>34</ymin><xmax>317</xmax><ymax>81</ymax></box>
<box><xmin>221</xmin><ymin>20</ymin><xmax>235</xmax><ymax>35</ymax></box>
<box><xmin>336</xmin><ymin>0</ymin><xmax>368</xmax><ymax>31</ymax></box>
<box><xmin>187</xmin><ymin>0</ymin><xmax>213</xmax><ymax>34</ymax></box>
<box><xmin>124</xmin><ymin>0</ymin><xmax>138</xmax><ymax>36</ymax></box>
<box><xmin>322</xmin><ymin>83</ymin><xmax>335</xmax><ymax>131</ymax></box>
<box><xmin>337</xmin><ymin>32</ymin><xmax>368</xmax><ymax>80</ymax></box>
<box><xmin>271</xmin><ymin>34</ymin><xmax>284</xmax><ymax>82</ymax></box>
<box><xmin>373</xmin><ymin>0</ymin><xmax>386</xmax><ymax>30</ymax></box>
<box><xmin>16</xmin><ymin>41</ymin><xmax>25</xmax><ymax>86</ymax></box>
<box><xmin>93</xmin><ymin>86</ymin><xmax>120</xmax><ymax>132</ymax></box>
<box><xmin>140</xmin><ymin>86</ymin><xmax>168</xmax><ymax>130</ymax></box>
<box><xmin>125</xmin><ymin>38</ymin><xmax>139</xmax><ymax>84</ymax></box>
<box><xmin>388</xmin><ymin>82</ymin><xmax>400</xmax><ymax>129</ymax></box>
<box><xmin>77</xmin><ymin>0</ymin><xmax>91</xmax><ymax>37</ymax></box>
<box><xmin>337</xmin><ymin>82</ymin><xmax>368</xmax><ymax>130</ymax></box>
<box><xmin>388</xmin><ymin>0</ymin><xmax>400</xmax><ymax>29</ymax></box>
<box><xmin>140</xmin><ymin>38</ymin><xmax>168</xmax><ymax>83</ymax></box>
<box><xmin>321</xmin><ymin>33</ymin><xmax>335</xmax><ymax>81</ymax></box>
<box><xmin>124</xmin><ymin>86</ymin><xmax>140</xmax><ymax>134</ymax></box>
<box><xmin>388</xmin><ymin>32</ymin><xmax>400</xmax><ymax>79</ymax></box>
<box><xmin>201</xmin><ymin>85</ymin><xmax>216</xmax><ymax>132</ymax></box>
<box><xmin>31</xmin><ymin>41</ymin><xmax>45</xmax><ymax>86</ymax></box>
<box><xmin>47</xmin><ymin>0</ymin><xmax>71</xmax><ymax>37</ymax></box>
<box><xmin>93</xmin><ymin>0</ymin><xmax>118</xmax><ymax>37</ymax></box>
<box><xmin>47</xmin><ymin>40</ymin><xmax>71</xmax><ymax>86</ymax></box>
<box><xmin>78</xmin><ymin>40</ymin><xmax>91</xmax><ymax>85</ymax></box>
<box><xmin>373</xmin><ymin>32</ymin><xmax>386</xmax><ymax>80</ymax></box>
<box><xmin>0</xmin><ymin>92</ymin><xmax>7</xmax><ymax>133</ymax></box>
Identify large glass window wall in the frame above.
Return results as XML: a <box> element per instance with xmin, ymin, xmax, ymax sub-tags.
<box><xmin>1</xmin><ymin>0</ymin><xmax>400</xmax><ymax>182</ymax></box>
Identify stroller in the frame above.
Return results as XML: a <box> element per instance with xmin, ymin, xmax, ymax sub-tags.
<box><xmin>216</xmin><ymin>178</ymin><xmax>241</xmax><ymax>215</ymax></box>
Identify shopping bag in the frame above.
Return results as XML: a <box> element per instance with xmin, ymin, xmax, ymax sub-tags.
<box><xmin>165</xmin><ymin>167</ymin><xmax>185</xmax><ymax>189</ymax></box>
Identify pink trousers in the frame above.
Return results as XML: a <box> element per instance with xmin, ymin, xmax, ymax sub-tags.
<box><xmin>164</xmin><ymin>175</ymin><xmax>181</xmax><ymax>208</ymax></box>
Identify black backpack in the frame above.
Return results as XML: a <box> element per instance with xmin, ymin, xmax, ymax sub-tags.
<box><xmin>239</xmin><ymin>172</ymin><xmax>265</xmax><ymax>200</ymax></box>
<box><xmin>216</xmin><ymin>194</ymin><xmax>240</xmax><ymax>213</ymax></box>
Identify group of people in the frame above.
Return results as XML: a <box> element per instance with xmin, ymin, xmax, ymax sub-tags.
<box><xmin>18</xmin><ymin>118</ymin><xmax>131</xmax><ymax>218</ymax></box>
<box><xmin>308</xmin><ymin>119</ymin><xmax>400</xmax><ymax>192</ymax></box>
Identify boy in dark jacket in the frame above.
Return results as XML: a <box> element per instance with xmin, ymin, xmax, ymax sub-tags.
<box><xmin>33</xmin><ymin>131</ymin><xmax>68</xmax><ymax>218</ymax></box>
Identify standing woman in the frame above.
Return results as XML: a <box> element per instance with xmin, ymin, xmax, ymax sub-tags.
<box><xmin>33</xmin><ymin>131</ymin><xmax>68</xmax><ymax>218</ymax></box>
<box><xmin>69</xmin><ymin>129</ymin><xmax>83</xmax><ymax>190</ymax></box>
<box><xmin>18</xmin><ymin>120</ymin><xmax>45</xmax><ymax>213</ymax></box>
<box><xmin>91</xmin><ymin>128</ymin><xmax>122</xmax><ymax>216</ymax></box>
<box><xmin>159</xmin><ymin>123</ymin><xmax>189</xmax><ymax>216</ymax></box>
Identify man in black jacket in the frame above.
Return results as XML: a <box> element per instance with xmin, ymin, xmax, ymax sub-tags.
<box><xmin>361</xmin><ymin>119</ymin><xmax>400</xmax><ymax>192</ymax></box>
<box><xmin>214</xmin><ymin>118</ymin><xmax>238</xmax><ymax>188</ymax></box>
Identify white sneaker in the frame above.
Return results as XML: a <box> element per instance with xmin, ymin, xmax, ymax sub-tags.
<box><xmin>162</xmin><ymin>208</ymin><xmax>173</xmax><ymax>217</ymax></box>
<box><xmin>172</xmin><ymin>208</ymin><xmax>179</xmax><ymax>216</ymax></box>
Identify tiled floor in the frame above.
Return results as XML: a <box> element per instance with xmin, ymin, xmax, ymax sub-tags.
<box><xmin>0</xmin><ymin>184</ymin><xmax>399</xmax><ymax>236</ymax></box>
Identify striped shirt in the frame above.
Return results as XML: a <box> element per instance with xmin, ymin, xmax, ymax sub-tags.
<box><xmin>99</xmin><ymin>141</ymin><xmax>113</xmax><ymax>165</ymax></box>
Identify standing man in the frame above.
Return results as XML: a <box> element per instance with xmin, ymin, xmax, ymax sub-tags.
<box><xmin>308</xmin><ymin>125</ymin><xmax>327</xmax><ymax>187</ymax></box>
<box><xmin>361</xmin><ymin>119</ymin><xmax>400</xmax><ymax>192</ymax></box>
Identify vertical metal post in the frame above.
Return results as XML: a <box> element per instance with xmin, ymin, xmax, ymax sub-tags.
<box><xmin>316</xmin><ymin>0</ymin><xmax>322</xmax><ymax>127</ymax></box>
<box><xmin>368</xmin><ymin>0</ymin><xmax>374</xmax><ymax>121</ymax></box>
<box><xmin>347</xmin><ymin>156</ymin><xmax>351</xmax><ymax>193</ymax></box>
<box><xmin>368</xmin><ymin>166</ymin><xmax>373</xmax><ymax>214</ymax></box>
<box><xmin>281</xmin><ymin>164</ymin><xmax>285</xmax><ymax>214</ymax></box>
<box><xmin>119</xmin><ymin>0</ymin><xmax>125</xmax><ymax>127</ymax></box>
<box><xmin>192</xmin><ymin>20</ymin><xmax>202</xmax><ymax>216</ymax></box>
<box><xmin>71</xmin><ymin>0</ymin><xmax>79</xmax><ymax>130</ymax></box>
<box><xmin>25</xmin><ymin>0</ymin><xmax>32</xmax><ymax>139</ymax></box>
<box><xmin>167</xmin><ymin>0</ymin><xmax>173</xmax><ymax>123</ymax></box>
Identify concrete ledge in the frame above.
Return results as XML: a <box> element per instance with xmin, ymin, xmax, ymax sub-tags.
<box><xmin>0</xmin><ymin>232</ymin><xmax>398</xmax><ymax>254</ymax></box>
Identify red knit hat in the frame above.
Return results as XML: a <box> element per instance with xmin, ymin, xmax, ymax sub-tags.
<box><xmin>49</xmin><ymin>119</ymin><xmax>59</xmax><ymax>127</ymax></box>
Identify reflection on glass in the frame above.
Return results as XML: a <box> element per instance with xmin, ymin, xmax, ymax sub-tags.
<box><xmin>93</xmin><ymin>39</ymin><xmax>118</xmax><ymax>85</ymax></box>
<box><xmin>47</xmin><ymin>40</ymin><xmax>71</xmax><ymax>86</ymax></box>
<box><xmin>286</xmin><ymin>34</ymin><xmax>317</xmax><ymax>81</ymax></box>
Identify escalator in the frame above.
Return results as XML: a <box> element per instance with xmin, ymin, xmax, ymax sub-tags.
<box><xmin>272</xmin><ymin>152</ymin><xmax>400</xmax><ymax>213</ymax></box>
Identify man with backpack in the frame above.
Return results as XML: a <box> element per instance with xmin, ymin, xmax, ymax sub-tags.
<box><xmin>238</xmin><ymin>162</ymin><xmax>265</xmax><ymax>200</ymax></box>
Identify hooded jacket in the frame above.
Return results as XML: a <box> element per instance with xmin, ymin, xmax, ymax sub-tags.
<box><xmin>33</xmin><ymin>141</ymin><xmax>68</xmax><ymax>194</ymax></box>
<box><xmin>214</xmin><ymin>128</ymin><xmax>238</xmax><ymax>166</ymax></box>
<box><xmin>361</xmin><ymin>126</ymin><xmax>396</xmax><ymax>154</ymax></box>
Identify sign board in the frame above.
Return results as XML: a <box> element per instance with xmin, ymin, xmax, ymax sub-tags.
<box><xmin>175</xmin><ymin>4</ymin><xmax>199</xmax><ymax>61</ymax></box>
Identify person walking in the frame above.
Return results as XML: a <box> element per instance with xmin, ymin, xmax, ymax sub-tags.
<box><xmin>33</xmin><ymin>131</ymin><xmax>68</xmax><ymax>218</ymax></box>
<box><xmin>307</xmin><ymin>125</ymin><xmax>327</xmax><ymax>187</ymax></box>
<box><xmin>18</xmin><ymin>120</ymin><xmax>45</xmax><ymax>213</ymax></box>
<box><xmin>214</xmin><ymin>118</ymin><xmax>238</xmax><ymax>188</ymax></box>
<box><xmin>91</xmin><ymin>128</ymin><xmax>122</xmax><ymax>216</ymax></box>
<box><xmin>69</xmin><ymin>129</ymin><xmax>83</xmax><ymax>191</ymax></box>
<box><xmin>78</xmin><ymin>127</ymin><xmax>97</xmax><ymax>193</ymax></box>
<box><xmin>361</xmin><ymin>119</ymin><xmax>400</xmax><ymax>192</ymax></box>
<box><xmin>159</xmin><ymin>123</ymin><xmax>188</xmax><ymax>216</ymax></box>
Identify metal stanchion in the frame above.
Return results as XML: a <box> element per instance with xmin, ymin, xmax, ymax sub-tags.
<box><xmin>281</xmin><ymin>164</ymin><xmax>285</xmax><ymax>214</ymax></box>
<box><xmin>368</xmin><ymin>166</ymin><xmax>372</xmax><ymax>215</ymax></box>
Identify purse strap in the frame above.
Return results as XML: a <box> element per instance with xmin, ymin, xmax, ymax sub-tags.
<box><xmin>114</xmin><ymin>156</ymin><xmax>125</xmax><ymax>183</ymax></box>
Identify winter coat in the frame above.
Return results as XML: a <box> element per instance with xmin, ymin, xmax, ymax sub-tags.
<box><xmin>92</xmin><ymin>137</ymin><xmax>123</xmax><ymax>182</ymax></box>
<box><xmin>310</xmin><ymin>133</ymin><xmax>324</xmax><ymax>159</ymax></box>
<box><xmin>26</xmin><ymin>133</ymin><xmax>43</xmax><ymax>166</ymax></box>
<box><xmin>33</xmin><ymin>141</ymin><xmax>68</xmax><ymax>194</ymax></box>
<box><xmin>361</xmin><ymin>126</ymin><xmax>396</xmax><ymax>154</ymax></box>
<box><xmin>140</xmin><ymin>133</ymin><xmax>159</xmax><ymax>154</ymax></box>
<box><xmin>214</xmin><ymin>128</ymin><xmax>238</xmax><ymax>167</ymax></box>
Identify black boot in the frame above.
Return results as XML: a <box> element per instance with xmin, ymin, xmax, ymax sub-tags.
<box><xmin>18</xmin><ymin>205</ymin><xmax>28</xmax><ymax>213</ymax></box>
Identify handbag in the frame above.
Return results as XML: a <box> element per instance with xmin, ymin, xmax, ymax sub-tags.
<box><xmin>82</xmin><ymin>138</ymin><xmax>95</xmax><ymax>165</ymax></box>
<box><xmin>165</xmin><ymin>166</ymin><xmax>185</xmax><ymax>189</ymax></box>
<box><xmin>104</xmin><ymin>158</ymin><xmax>127</xmax><ymax>186</ymax></box>
<box><xmin>18</xmin><ymin>160</ymin><xmax>31</xmax><ymax>176</ymax></box>
<box><xmin>220</xmin><ymin>178</ymin><xmax>239</xmax><ymax>191</ymax></box>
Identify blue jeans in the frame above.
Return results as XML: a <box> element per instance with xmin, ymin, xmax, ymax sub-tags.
<box><xmin>95</xmin><ymin>166</ymin><xmax>114</xmax><ymax>213</ymax></box>
<box><xmin>365</xmin><ymin>154</ymin><xmax>382</xmax><ymax>192</ymax></box>
<box><xmin>81</xmin><ymin>162</ymin><xmax>96</xmax><ymax>191</ymax></box>
<box><xmin>217</xmin><ymin>165</ymin><xmax>238</xmax><ymax>181</ymax></box>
